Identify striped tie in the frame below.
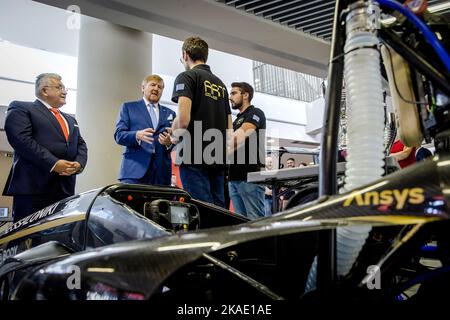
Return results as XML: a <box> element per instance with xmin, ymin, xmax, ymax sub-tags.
<box><xmin>148</xmin><ymin>103</ymin><xmax>158</xmax><ymax>128</ymax></box>
<box><xmin>50</xmin><ymin>108</ymin><xmax>69</xmax><ymax>141</ymax></box>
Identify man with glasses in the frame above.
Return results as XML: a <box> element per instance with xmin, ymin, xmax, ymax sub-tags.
<box><xmin>3</xmin><ymin>73</ymin><xmax>88</xmax><ymax>222</ymax></box>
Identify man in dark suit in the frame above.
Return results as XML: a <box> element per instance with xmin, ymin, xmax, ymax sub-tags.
<box><xmin>114</xmin><ymin>74</ymin><xmax>176</xmax><ymax>185</ymax></box>
<box><xmin>3</xmin><ymin>73</ymin><xmax>88</xmax><ymax>222</ymax></box>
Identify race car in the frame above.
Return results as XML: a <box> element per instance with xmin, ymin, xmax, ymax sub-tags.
<box><xmin>0</xmin><ymin>154</ymin><xmax>449</xmax><ymax>302</ymax></box>
<box><xmin>2</xmin><ymin>0</ymin><xmax>450</xmax><ymax>303</ymax></box>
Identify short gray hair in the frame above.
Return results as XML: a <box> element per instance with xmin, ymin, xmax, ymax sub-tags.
<box><xmin>35</xmin><ymin>73</ymin><xmax>62</xmax><ymax>97</ymax></box>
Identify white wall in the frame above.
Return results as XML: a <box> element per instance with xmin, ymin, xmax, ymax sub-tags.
<box><xmin>253</xmin><ymin>92</ymin><xmax>307</xmax><ymax>126</ymax></box>
<box><xmin>0</xmin><ymin>155</ymin><xmax>13</xmax><ymax>213</ymax></box>
<box><xmin>0</xmin><ymin>105</ymin><xmax>12</xmax><ymax>153</ymax></box>
<box><xmin>306</xmin><ymin>97</ymin><xmax>325</xmax><ymax>135</ymax></box>
<box><xmin>0</xmin><ymin>42</ymin><xmax>78</xmax><ymax>114</ymax></box>
<box><xmin>0</xmin><ymin>0</ymin><xmax>79</xmax><ymax>56</ymax></box>
<box><xmin>152</xmin><ymin>34</ymin><xmax>253</xmax><ymax>90</ymax></box>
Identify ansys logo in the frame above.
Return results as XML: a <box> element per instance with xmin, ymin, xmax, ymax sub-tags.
<box><xmin>343</xmin><ymin>188</ymin><xmax>425</xmax><ymax>210</ymax></box>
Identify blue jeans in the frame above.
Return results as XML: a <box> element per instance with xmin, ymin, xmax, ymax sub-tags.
<box><xmin>229</xmin><ymin>181</ymin><xmax>265</xmax><ymax>219</ymax></box>
<box><xmin>179</xmin><ymin>165</ymin><xmax>225</xmax><ymax>207</ymax></box>
<box><xmin>264</xmin><ymin>197</ymin><xmax>273</xmax><ymax>216</ymax></box>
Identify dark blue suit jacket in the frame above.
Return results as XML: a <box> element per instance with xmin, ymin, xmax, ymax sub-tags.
<box><xmin>114</xmin><ymin>99</ymin><xmax>176</xmax><ymax>185</ymax></box>
<box><xmin>2</xmin><ymin>100</ymin><xmax>88</xmax><ymax>196</ymax></box>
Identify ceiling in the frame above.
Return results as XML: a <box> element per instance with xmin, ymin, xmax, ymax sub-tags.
<box><xmin>33</xmin><ymin>0</ymin><xmax>331</xmax><ymax>77</ymax></box>
<box><xmin>216</xmin><ymin>0</ymin><xmax>336</xmax><ymax>41</ymax></box>
<box><xmin>215</xmin><ymin>0</ymin><xmax>450</xmax><ymax>42</ymax></box>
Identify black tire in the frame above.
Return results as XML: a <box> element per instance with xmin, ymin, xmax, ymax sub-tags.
<box><xmin>285</xmin><ymin>188</ymin><xmax>318</xmax><ymax>210</ymax></box>
<box><xmin>0</xmin><ymin>277</ymin><xmax>9</xmax><ymax>300</ymax></box>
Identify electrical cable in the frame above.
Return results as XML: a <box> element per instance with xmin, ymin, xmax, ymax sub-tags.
<box><xmin>382</xmin><ymin>42</ymin><xmax>429</xmax><ymax>105</ymax></box>
<box><xmin>377</xmin><ymin>0</ymin><xmax>450</xmax><ymax>74</ymax></box>
<box><xmin>329</xmin><ymin>45</ymin><xmax>378</xmax><ymax>64</ymax></box>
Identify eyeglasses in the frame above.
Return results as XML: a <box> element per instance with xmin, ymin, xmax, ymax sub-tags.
<box><xmin>44</xmin><ymin>85</ymin><xmax>67</xmax><ymax>92</ymax></box>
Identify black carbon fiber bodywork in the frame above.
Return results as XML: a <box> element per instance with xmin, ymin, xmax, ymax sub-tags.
<box><xmin>0</xmin><ymin>153</ymin><xmax>447</xmax><ymax>301</ymax></box>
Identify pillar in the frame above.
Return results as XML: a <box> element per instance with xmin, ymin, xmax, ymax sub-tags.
<box><xmin>75</xmin><ymin>16</ymin><xmax>152</xmax><ymax>192</ymax></box>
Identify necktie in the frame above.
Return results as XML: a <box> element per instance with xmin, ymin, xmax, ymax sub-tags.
<box><xmin>50</xmin><ymin>108</ymin><xmax>69</xmax><ymax>141</ymax></box>
<box><xmin>148</xmin><ymin>103</ymin><xmax>158</xmax><ymax>128</ymax></box>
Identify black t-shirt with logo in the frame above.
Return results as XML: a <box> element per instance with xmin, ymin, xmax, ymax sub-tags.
<box><xmin>172</xmin><ymin>64</ymin><xmax>231</xmax><ymax>168</ymax></box>
<box><xmin>229</xmin><ymin>105</ymin><xmax>266</xmax><ymax>181</ymax></box>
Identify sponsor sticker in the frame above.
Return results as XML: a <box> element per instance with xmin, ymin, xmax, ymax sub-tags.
<box><xmin>0</xmin><ymin>245</ymin><xmax>18</xmax><ymax>265</ymax></box>
<box><xmin>343</xmin><ymin>187</ymin><xmax>425</xmax><ymax>209</ymax></box>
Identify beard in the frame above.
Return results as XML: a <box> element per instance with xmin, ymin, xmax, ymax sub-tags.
<box><xmin>231</xmin><ymin>101</ymin><xmax>242</xmax><ymax>110</ymax></box>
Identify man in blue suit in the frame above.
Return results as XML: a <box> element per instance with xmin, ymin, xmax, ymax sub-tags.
<box><xmin>115</xmin><ymin>74</ymin><xmax>176</xmax><ymax>185</ymax></box>
<box><xmin>3</xmin><ymin>73</ymin><xmax>88</xmax><ymax>222</ymax></box>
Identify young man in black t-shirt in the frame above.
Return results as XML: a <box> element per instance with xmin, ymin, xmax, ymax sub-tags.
<box><xmin>228</xmin><ymin>82</ymin><xmax>266</xmax><ymax>219</ymax></box>
<box><xmin>170</xmin><ymin>36</ymin><xmax>232</xmax><ymax>207</ymax></box>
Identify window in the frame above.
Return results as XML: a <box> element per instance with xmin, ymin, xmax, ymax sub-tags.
<box><xmin>253</xmin><ymin>61</ymin><xmax>323</xmax><ymax>102</ymax></box>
